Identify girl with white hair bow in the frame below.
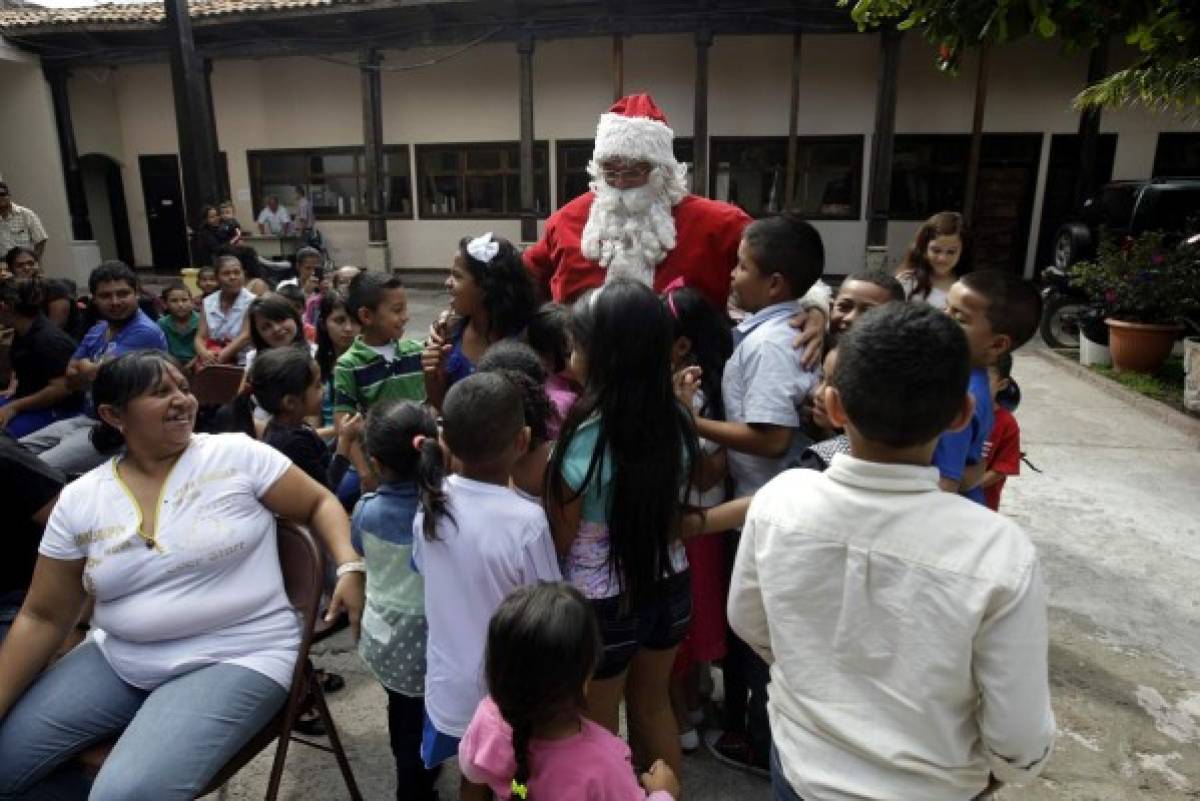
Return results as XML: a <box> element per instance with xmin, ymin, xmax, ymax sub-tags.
<box><xmin>421</xmin><ymin>232</ymin><xmax>538</xmax><ymax>411</ymax></box>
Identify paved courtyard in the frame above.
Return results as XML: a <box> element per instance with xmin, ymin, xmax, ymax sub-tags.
<box><xmin>208</xmin><ymin>291</ymin><xmax>1200</xmax><ymax>799</ymax></box>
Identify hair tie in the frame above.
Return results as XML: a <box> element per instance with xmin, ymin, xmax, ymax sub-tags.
<box><xmin>466</xmin><ymin>232</ymin><xmax>499</xmax><ymax>264</ymax></box>
<box><xmin>510</xmin><ymin>780</ymin><xmax>529</xmax><ymax>800</ymax></box>
<box><xmin>663</xmin><ymin>276</ymin><xmax>686</xmax><ymax>319</ymax></box>
<box><xmin>412</xmin><ymin>434</ymin><xmax>427</xmax><ymax>451</ymax></box>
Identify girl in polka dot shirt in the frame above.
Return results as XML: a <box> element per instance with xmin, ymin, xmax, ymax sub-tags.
<box><xmin>351</xmin><ymin>400</ymin><xmax>443</xmax><ymax>800</ymax></box>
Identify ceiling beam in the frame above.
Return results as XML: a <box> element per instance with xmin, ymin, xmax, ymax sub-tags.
<box><xmin>20</xmin><ymin>0</ymin><xmax>855</xmax><ymax>68</ymax></box>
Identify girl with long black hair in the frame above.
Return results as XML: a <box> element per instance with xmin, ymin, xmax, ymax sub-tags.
<box><xmin>314</xmin><ymin>289</ymin><xmax>359</xmax><ymax>438</ymax></box>
<box><xmin>544</xmin><ymin>278</ymin><xmax>700</xmax><ymax>779</ymax></box>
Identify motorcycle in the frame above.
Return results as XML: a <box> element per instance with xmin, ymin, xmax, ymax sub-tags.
<box><xmin>1039</xmin><ymin>265</ymin><xmax>1099</xmax><ymax>349</ymax></box>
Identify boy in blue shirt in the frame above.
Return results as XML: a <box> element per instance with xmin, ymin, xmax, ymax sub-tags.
<box><xmin>935</xmin><ymin>270</ymin><xmax>1041</xmax><ymax>504</ymax></box>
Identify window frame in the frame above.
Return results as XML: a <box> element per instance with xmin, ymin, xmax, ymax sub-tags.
<box><xmin>1152</xmin><ymin>132</ymin><xmax>1200</xmax><ymax>178</ymax></box>
<box><xmin>708</xmin><ymin>135</ymin><xmax>864</xmax><ymax>220</ymax></box>
<box><xmin>246</xmin><ymin>145</ymin><xmax>414</xmax><ymax>221</ymax></box>
<box><xmin>887</xmin><ymin>134</ymin><xmax>971</xmax><ymax>222</ymax></box>
<box><xmin>415</xmin><ymin>141</ymin><xmax>551</xmax><ymax>220</ymax></box>
<box><xmin>888</xmin><ymin>133</ymin><xmax>1043</xmax><ymax>222</ymax></box>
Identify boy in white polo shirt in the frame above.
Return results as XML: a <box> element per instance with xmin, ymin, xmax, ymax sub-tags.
<box><xmin>729</xmin><ymin>302</ymin><xmax>1055</xmax><ymax>801</ymax></box>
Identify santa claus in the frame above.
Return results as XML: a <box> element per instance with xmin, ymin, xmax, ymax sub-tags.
<box><xmin>524</xmin><ymin>93</ymin><xmax>827</xmax><ymax>352</ymax></box>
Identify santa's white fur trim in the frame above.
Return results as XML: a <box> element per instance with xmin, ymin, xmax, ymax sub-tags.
<box><xmin>593</xmin><ymin>112</ymin><xmax>677</xmax><ymax>166</ymax></box>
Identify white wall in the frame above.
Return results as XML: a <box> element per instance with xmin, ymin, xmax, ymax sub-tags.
<box><xmin>80</xmin><ymin>161</ymin><xmax>118</xmax><ymax>261</ymax></box>
<box><xmin>63</xmin><ymin>32</ymin><xmax>1200</xmax><ymax>276</ymax></box>
<box><xmin>70</xmin><ymin>67</ymin><xmax>125</xmax><ymax>159</ymax></box>
<box><xmin>0</xmin><ymin>44</ymin><xmax>79</xmax><ymax>283</ymax></box>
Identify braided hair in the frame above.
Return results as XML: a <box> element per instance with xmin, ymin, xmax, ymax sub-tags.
<box><xmin>484</xmin><ymin>583</ymin><xmax>600</xmax><ymax>799</ymax></box>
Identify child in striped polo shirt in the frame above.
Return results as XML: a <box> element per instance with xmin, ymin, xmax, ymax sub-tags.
<box><xmin>333</xmin><ymin>270</ymin><xmax>425</xmax><ymax>504</ymax></box>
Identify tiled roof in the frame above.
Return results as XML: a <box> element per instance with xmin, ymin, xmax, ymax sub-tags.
<box><xmin>0</xmin><ymin>0</ymin><xmax>366</xmax><ymax>29</ymax></box>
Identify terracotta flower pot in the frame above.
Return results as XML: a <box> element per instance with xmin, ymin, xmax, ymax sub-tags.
<box><xmin>1104</xmin><ymin>319</ymin><xmax>1183</xmax><ymax>374</ymax></box>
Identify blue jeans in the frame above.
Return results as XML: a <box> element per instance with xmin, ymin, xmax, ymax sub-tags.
<box><xmin>0</xmin><ymin>640</ymin><xmax>287</xmax><ymax>801</ymax></box>
<box><xmin>770</xmin><ymin>745</ymin><xmax>805</xmax><ymax>801</ymax></box>
<box><xmin>0</xmin><ymin>600</ymin><xmax>19</xmax><ymax>645</ymax></box>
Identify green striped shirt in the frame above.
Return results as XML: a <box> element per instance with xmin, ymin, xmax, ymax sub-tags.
<box><xmin>333</xmin><ymin>337</ymin><xmax>425</xmax><ymax>415</ymax></box>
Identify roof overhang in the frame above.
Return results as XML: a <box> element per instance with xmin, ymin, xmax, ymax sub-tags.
<box><xmin>0</xmin><ymin>0</ymin><xmax>858</xmax><ymax>68</ymax></box>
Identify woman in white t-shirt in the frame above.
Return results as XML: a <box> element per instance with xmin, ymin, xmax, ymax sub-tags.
<box><xmin>894</xmin><ymin>211</ymin><xmax>970</xmax><ymax>310</ymax></box>
<box><xmin>0</xmin><ymin>350</ymin><xmax>365</xmax><ymax>800</ymax></box>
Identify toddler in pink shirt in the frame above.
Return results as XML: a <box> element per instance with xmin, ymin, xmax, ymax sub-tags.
<box><xmin>458</xmin><ymin>583</ymin><xmax>678</xmax><ymax>801</ymax></box>
<box><xmin>526</xmin><ymin>302</ymin><xmax>578</xmax><ymax>439</ymax></box>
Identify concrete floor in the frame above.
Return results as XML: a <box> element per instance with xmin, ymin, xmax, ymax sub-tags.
<box><xmin>207</xmin><ymin>308</ymin><xmax>1200</xmax><ymax>800</ymax></box>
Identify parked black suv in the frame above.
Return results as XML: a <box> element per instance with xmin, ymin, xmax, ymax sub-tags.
<box><xmin>1053</xmin><ymin>177</ymin><xmax>1200</xmax><ymax>269</ymax></box>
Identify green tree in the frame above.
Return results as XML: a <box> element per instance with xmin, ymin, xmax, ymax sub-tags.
<box><xmin>842</xmin><ymin>0</ymin><xmax>1200</xmax><ymax>116</ymax></box>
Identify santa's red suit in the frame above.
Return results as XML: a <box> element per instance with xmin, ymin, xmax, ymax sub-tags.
<box><xmin>524</xmin><ymin>191</ymin><xmax>750</xmax><ymax>309</ymax></box>
<box><xmin>523</xmin><ymin>93</ymin><xmax>751</xmax><ymax>309</ymax></box>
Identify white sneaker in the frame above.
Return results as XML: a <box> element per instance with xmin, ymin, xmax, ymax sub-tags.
<box><xmin>679</xmin><ymin>728</ymin><xmax>700</xmax><ymax>753</ymax></box>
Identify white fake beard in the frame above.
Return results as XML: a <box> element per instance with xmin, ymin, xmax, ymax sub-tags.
<box><xmin>580</xmin><ymin>169</ymin><xmax>680</xmax><ymax>288</ymax></box>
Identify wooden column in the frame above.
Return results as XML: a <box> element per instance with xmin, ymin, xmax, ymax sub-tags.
<box><xmin>44</xmin><ymin>68</ymin><xmax>92</xmax><ymax>242</ymax></box>
<box><xmin>518</xmin><ymin>35</ymin><xmax>537</xmax><ymax>242</ymax></box>
<box><xmin>693</xmin><ymin>29</ymin><xmax>713</xmax><ymax>198</ymax></box>
<box><xmin>1074</xmin><ymin>41</ymin><xmax>1109</xmax><ymax>212</ymax></box>
<box><xmin>164</xmin><ymin>0</ymin><xmax>222</xmax><ymax>230</ymax></box>
<box><xmin>963</xmin><ymin>40</ymin><xmax>992</xmax><ymax>225</ymax></box>
<box><xmin>203</xmin><ymin>59</ymin><xmax>229</xmax><ymax>201</ymax></box>
<box><xmin>611</xmin><ymin>34</ymin><xmax>624</xmax><ymax>102</ymax></box>
<box><xmin>866</xmin><ymin>26</ymin><xmax>901</xmax><ymax>247</ymax></box>
<box><xmin>784</xmin><ymin>32</ymin><xmax>802</xmax><ymax>210</ymax></box>
<box><xmin>360</xmin><ymin>48</ymin><xmax>387</xmax><ymax>243</ymax></box>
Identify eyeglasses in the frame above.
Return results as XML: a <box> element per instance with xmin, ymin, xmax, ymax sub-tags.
<box><xmin>600</xmin><ymin>164</ymin><xmax>652</xmax><ymax>183</ymax></box>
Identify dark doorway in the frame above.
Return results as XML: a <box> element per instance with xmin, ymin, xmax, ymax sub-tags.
<box><xmin>1033</xmin><ymin>134</ymin><xmax>1118</xmax><ymax>276</ymax></box>
<box><xmin>139</xmin><ymin>154</ymin><xmax>189</xmax><ymax>270</ymax></box>
<box><xmin>970</xmin><ymin>134</ymin><xmax>1044</xmax><ymax>275</ymax></box>
<box><xmin>80</xmin><ymin>154</ymin><xmax>134</xmax><ymax>266</ymax></box>
<box><xmin>138</xmin><ymin>153</ymin><xmax>231</xmax><ymax>270</ymax></box>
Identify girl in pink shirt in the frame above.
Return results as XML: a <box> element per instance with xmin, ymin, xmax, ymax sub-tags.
<box><xmin>459</xmin><ymin>583</ymin><xmax>680</xmax><ymax>801</ymax></box>
<box><xmin>525</xmin><ymin>302</ymin><xmax>578</xmax><ymax>439</ymax></box>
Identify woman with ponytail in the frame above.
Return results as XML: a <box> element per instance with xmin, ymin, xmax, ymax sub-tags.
<box><xmin>0</xmin><ymin>350</ymin><xmax>364</xmax><ymax>800</ymax></box>
<box><xmin>353</xmin><ymin>400</ymin><xmax>443</xmax><ymax>801</ymax></box>
<box><xmin>459</xmin><ymin>583</ymin><xmax>680</xmax><ymax>800</ymax></box>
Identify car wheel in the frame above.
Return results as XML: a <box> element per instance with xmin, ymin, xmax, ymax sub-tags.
<box><xmin>1040</xmin><ymin>295</ymin><xmax>1089</xmax><ymax>349</ymax></box>
<box><xmin>1053</xmin><ymin>224</ymin><xmax>1091</xmax><ymax>269</ymax></box>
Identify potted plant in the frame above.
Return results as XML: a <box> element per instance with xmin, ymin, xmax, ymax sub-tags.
<box><xmin>1070</xmin><ymin>231</ymin><xmax>1200</xmax><ymax>373</ymax></box>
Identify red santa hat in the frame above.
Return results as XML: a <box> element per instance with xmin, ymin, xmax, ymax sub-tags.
<box><xmin>592</xmin><ymin>93</ymin><xmax>677</xmax><ymax>166</ymax></box>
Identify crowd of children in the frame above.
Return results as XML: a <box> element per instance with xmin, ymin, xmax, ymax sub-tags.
<box><xmin>0</xmin><ymin>203</ymin><xmax>1051</xmax><ymax>800</ymax></box>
